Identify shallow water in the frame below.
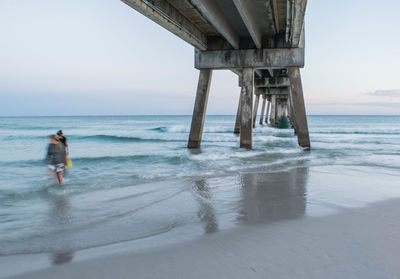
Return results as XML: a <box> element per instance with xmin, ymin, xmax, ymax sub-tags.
<box><xmin>0</xmin><ymin>115</ymin><xmax>399</xmax><ymax>259</ymax></box>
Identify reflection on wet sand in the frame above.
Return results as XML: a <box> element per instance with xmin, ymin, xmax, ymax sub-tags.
<box><xmin>52</xmin><ymin>251</ymin><xmax>74</xmax><ymax>265</ymax></box>
<box><xmin>193</xmin><ymin>179</ymin><xmax>218</xmax><ymax>233</ymax></box>
<box><xmin>238</xmin><ymin>167</ymin><xmax>308</xmax><ymax>224</ymax></box>
<box><xmin>47</xmin><ymin>193</ymin><xmax>75</xmax><ymax>265</ymax></box>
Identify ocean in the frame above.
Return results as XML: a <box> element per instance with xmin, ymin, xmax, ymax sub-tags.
<box><xmin>1</xmin><ymin>115</ymin><xmax>400</xmax><ymax>264</ymax></box>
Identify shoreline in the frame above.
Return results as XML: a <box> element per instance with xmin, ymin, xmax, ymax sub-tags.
<box><xmin>2</xmin><ymin>164</ymin><xmax>400</xmax><ymax>278</ymax></box>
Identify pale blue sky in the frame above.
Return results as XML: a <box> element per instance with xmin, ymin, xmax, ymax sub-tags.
<box><xmin>0</xmin><ymin>0</ymin><xmax>399</xmax><ymax>116</ymax></box>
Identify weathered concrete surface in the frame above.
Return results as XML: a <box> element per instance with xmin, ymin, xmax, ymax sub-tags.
<box><xmin>274</xmin><ymin>88</ymin><xmax>289</xmax><ymax>123</ymax></box>
<box><xmin>190</xmin><ymin>0</ymin><xmax>239</xmax><ymax>49</ymax></box>
<box><xmin>288</xmin><ymin>88</ymin><xmax>298</xmax><ymax>134</ymax></box>
<box><xmin>275</xmin><ymin>97</ymin><xmax>288</xmax><ymax>125</ymax></box>
<box><xmin>255</xmin><ymin>77</ymin><xmax>290</xmax><ymax>88</ymax></box>
<box><xmin>122</xmin><ymin>0</ymin><xmax>306</xmax><ymax>50</ymax></box>
<box><xmin>265</xmin><ymin>100</ymin><xmax>271</xmax><ymax>124</ymax></box>
<box><xmin>259</xmin><ymin>96</ymin><xmax>266</xmax><ymax>125</ymax></box>
<box><xmin>195</xmin><ymin>48</ymin><xmax>304</xmax><ymax>69</ymax></box>
<box><xmin>252</xmin><ymin>93</ymin><xmax>260</xmax><ymax>128</ymax></box>
<box><xmin>188</xmin><ymin>69</ymin><xmax>213</xmax><ymax>148</ymax></box>
<box><xmin>122</xmin><ymin>0</ymin><xmax>207</xmax><ymax>50</ymax></box>
<box><xmin>270</xmin><ymin>95</ymin><xmax>276</xmax><ymax>127</ymax></box>
<box><xmin>288</xmin><ymin>67</ymin><xmax>310</xmax><ymax>148</ymax></box>
<box><xmin>234</xmin><ymin>92</ymin><xmax>241</xmax><ymax>134</ymax></box>
<box><xmin>240</xmin><ymin>68</ymin><xmax>254</xmax><ymax>149</ymax></box>
<box><xmin>290</xmin><ymin>0</ymin><xmax>307</xmax><ymax>47</ymax></box>
<box><xmin>232</xmin><ymin>0</ymin><xmax>262</xmax><ymax>48</ymax></box>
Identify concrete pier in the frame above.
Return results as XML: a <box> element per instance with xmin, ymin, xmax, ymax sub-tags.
<box><xmin>265</xmin><ymin>100</ymin><xmax>271</xmax><ymax>124</ymax></box>
<box><xmin>288</xmin><ymin>67</ymin><xmax>310</xmax><ymax>148</ymax></box>
<box><xmin>275</xmin><ymin>89</ymin><xmax>288</xmax><ymax>126</ymax></box>
<box><xmin>259</xmin><ymin>96</ymin><xmax>266</xmax><ymax>125</ymax></box>
<box><xmin>240</xmin><ymin>68</ymin><xmax>254</xmax><ymax>149</ymax></box>
<box><xmin>252</xmin><ymin>93</ymin><xmax>260</xmax><ymax>128</ymax></box>
<box><xmin>287</xmin><ymin>89</ymin><xmax>298</xmax><ymax>134</ymax></box>
<box><xmin>123</xmin><ymin>0</ymin><xmax>310</xmax><ymax>150</ymax></box>
<box><xmin>270</xmin><ymin>95</ymin><xmax>277</xmax><ymax>127</ymax></box>
<box><xmin>234</xmin><ymin>92</ymin><xmax>241</xmax><ymax>134</ymax></box>
<box><xmin>188</xmin><ymin>69</ymin><xmax>213</xmax><ymax>148</ymax></box>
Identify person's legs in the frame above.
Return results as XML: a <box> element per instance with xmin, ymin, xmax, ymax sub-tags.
<box><xmin>54</xmin><ymin>164</ymin><xmax>65</xmax><ymax>184</ymax></box>
<box><xmin>56</xmin><ymin>171</ymin><xmax>63</xmax><ymax>184</ymax></box>
<box><xmin>47</xmin><ymin>165</ymin><xmax>55</xmax><ymax>178</ymax></box>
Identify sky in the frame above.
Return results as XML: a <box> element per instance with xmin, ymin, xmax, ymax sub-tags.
<box><xmin>0</xmin><ymin>0</ymin><xmax>399</xmax><ymax>116</ymax></box>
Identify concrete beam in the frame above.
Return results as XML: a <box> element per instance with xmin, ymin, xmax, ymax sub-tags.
<box><xmin>259</xmin><ymin>87</ymin><xmax>289</xmax><ymax>96</ymax></box>
<box><xmin>254</xmin><ymin>69</ymin><xmax>263</xmax><ymax>78</ymax></box>
<box><xmin>232</xmin><ymin>0</ymin><xmax>262</xmax><ymax>49</ymax></box>
<box><xmin>188</xmin><ymin>69</ymin><xmax>213</xmax><ymax>148</ymax></box>
<box><xmin>291</xmin><ymin>0</ymin><xmax>307</xmax><ymax>47</ymax></box>
<box><xmin>195</xmin><ymin>48</ymin><xmax>304</xmax><ymax>69</ymax></box>
<box><xmin>271</xmin><ymin>0</ymin><xmax>280</xmax><ymax>34</ymax></box>
<box><xmin>255</xmin><ymin>77</ymin><xmax>290</xmax><ymax>88</ymax></box>
<box><xmin>266</xmin><ymin>69</ymin><xmax>274</xmax><ymax>78</ymax></box>
<box><xmin>240</xmin><ymin>68</ymin><xmax>254</xmax><ymax>149</ymax></box>
<box><xmin>190</xmin><ymin>0</ymin><xmax>240</xmax><ymax>49</ymax></box>
<box><xmin>288</xmin><ymin>67</ymin><xmax>310</xmax><ymax>148</ymax></box>
<box><xmin>121</xmin><ymin>0</ymin><xmax>207</xmax><ymax>50</ymax></box>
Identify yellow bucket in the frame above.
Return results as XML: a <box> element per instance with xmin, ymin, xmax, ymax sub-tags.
<box><xmin>66</xmin><ymin>158</ymin><xmax>72</xmax><ymax>167</ymax></box>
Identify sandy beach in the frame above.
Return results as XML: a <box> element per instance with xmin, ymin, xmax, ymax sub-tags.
<box><xmin>3</xmin><ymin>164</ymin><xmax>400</xmax><ymax>279</ymax></box>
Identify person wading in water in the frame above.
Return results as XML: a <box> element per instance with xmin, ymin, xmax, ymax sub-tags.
<box><xmin>57</xmin><ymin>130</ymin><xmax>68</xmax><ymax>156</ymax></box>
<box><xmin>45</xmin><ymin>135</ymin><xmax>66</xmax><ymax>184</ymax></box>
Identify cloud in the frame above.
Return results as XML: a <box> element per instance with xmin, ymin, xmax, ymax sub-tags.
<box><xmin>308</xmin><ymin>101</ymin><xmax>400</xmax><ymax>107</ymax></box>
<box><xmin>366</xmin><ymin>89</ymin><xmax>400</xmax><ymax>98</ymax></box>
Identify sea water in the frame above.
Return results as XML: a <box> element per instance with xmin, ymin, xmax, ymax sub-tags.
<box><xmin>0</xmin><ymin>115</ymin><xmax>399</xmax><ymax>259</ymax></box>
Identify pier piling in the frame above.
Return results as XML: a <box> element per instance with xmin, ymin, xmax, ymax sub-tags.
<box><xmin>265</xmin><ymin>100</ymin><xmax>271</xmax><ymax>124</ymax></box>
<box><xmin>259</xmin><ymin>96</ymin><xmax>266</xmax><ymax>125</ymax></box>
<box><xmin>288</xmin><ymin>67</ymin><xmax>310</xmax><ymax>148</ymax></box>
<box><xmin>188</xmin><ymin>69</ymin><xmax>213</xmax><ymax>148</ymax></box>
<box><xmin>270</xmin><ymin>95</ymin><xmax>277</xmax><ymax>127</ymax></box>
<box><xmin>252</xmin><ymin>93</ymin><xmax>260</xmax><ymax>128</ymax></box>
<box><xmin>240</xmin><ymin>68</ymin><xmax>254</xmax><ymax>149</ymax></box>
<box><xmin>234</xmin><ymin>92</ymin><xmax>241</xmax><ymax>134</ymax></box>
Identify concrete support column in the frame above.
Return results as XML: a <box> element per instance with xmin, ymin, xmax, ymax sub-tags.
<box><xmin>252</xmin><ymin>93</ymin><xmax>260</xmax><ymax>128</ymax></box>
<box><xmin>259</xmin><ymin>96</ymin><xmax>266</xmax><ymax>125</ymax></box>
<box><xmin>281</xmin><ymin>100</ymin><xmax>286</xmax><ymax>118</ymax></box>
<box><xmin>188</xmin><ymin>69</ymin><xmax>213</xmax><ymax>148</ymax></box>
<box><xmin>234</xmin><ymin>91</ymin><xmax>241</xmax><ymax>134</ymax></box>
<box><xmin>240</xmin><ymin>68</ymin><xmax>254</xmax><ymax>149</ymax></box>
<box><xmin>276</xmin><ymin>99</ymin><xmax>282</xmax><ymax>123</ymax></box>
<box><xmin>270</xmin><ymin>95</ymin><xmax>277</xmax><ymax>127</ymax></box>
<box><xmin>288</xmin><ymin>88</ymin><xmax>298</xmax><ymax>134</ymax></box>
<box><xmin>265</xmin><ymin>101</ymin><xmax>271</xmax><ymax>124</ymax></box>
<box><xmin>288</xmin><ymin>67</ymin><xmax>310</xmax><ymax>148</ymax></box>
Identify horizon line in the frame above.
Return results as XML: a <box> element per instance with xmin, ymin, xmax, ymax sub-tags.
<box><xmin>0</xmin><ymin>114</ymin><xmax>399</xmax><ymax>118</ymax></box>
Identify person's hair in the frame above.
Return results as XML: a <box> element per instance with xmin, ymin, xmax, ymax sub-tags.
<box><xmin>57</xmin><ymin>130</ymin><xmax>63</xmax><ymax>136</ymax></box>
<box><xmin>49</xmin><ymin>135</ymin><xmax>59</xmax><ymax>141</ymax></box>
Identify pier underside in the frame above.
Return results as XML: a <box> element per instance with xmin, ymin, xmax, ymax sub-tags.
<box><xmin>122</xmin><ymin>0</ymin><xmax>310</xmax><ymax>149</ymax></box>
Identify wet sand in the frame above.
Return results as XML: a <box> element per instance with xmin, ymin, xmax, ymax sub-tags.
<box><xmin>3</xmin><ymin>165</ymin><xmax>400</xmax><ymax>279</ymax></box>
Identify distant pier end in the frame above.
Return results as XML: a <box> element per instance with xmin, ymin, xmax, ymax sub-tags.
<box><xmin>122</xmin><ymin>0</ymin><xmax>310</xmax><ymax>149</ymax></box>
